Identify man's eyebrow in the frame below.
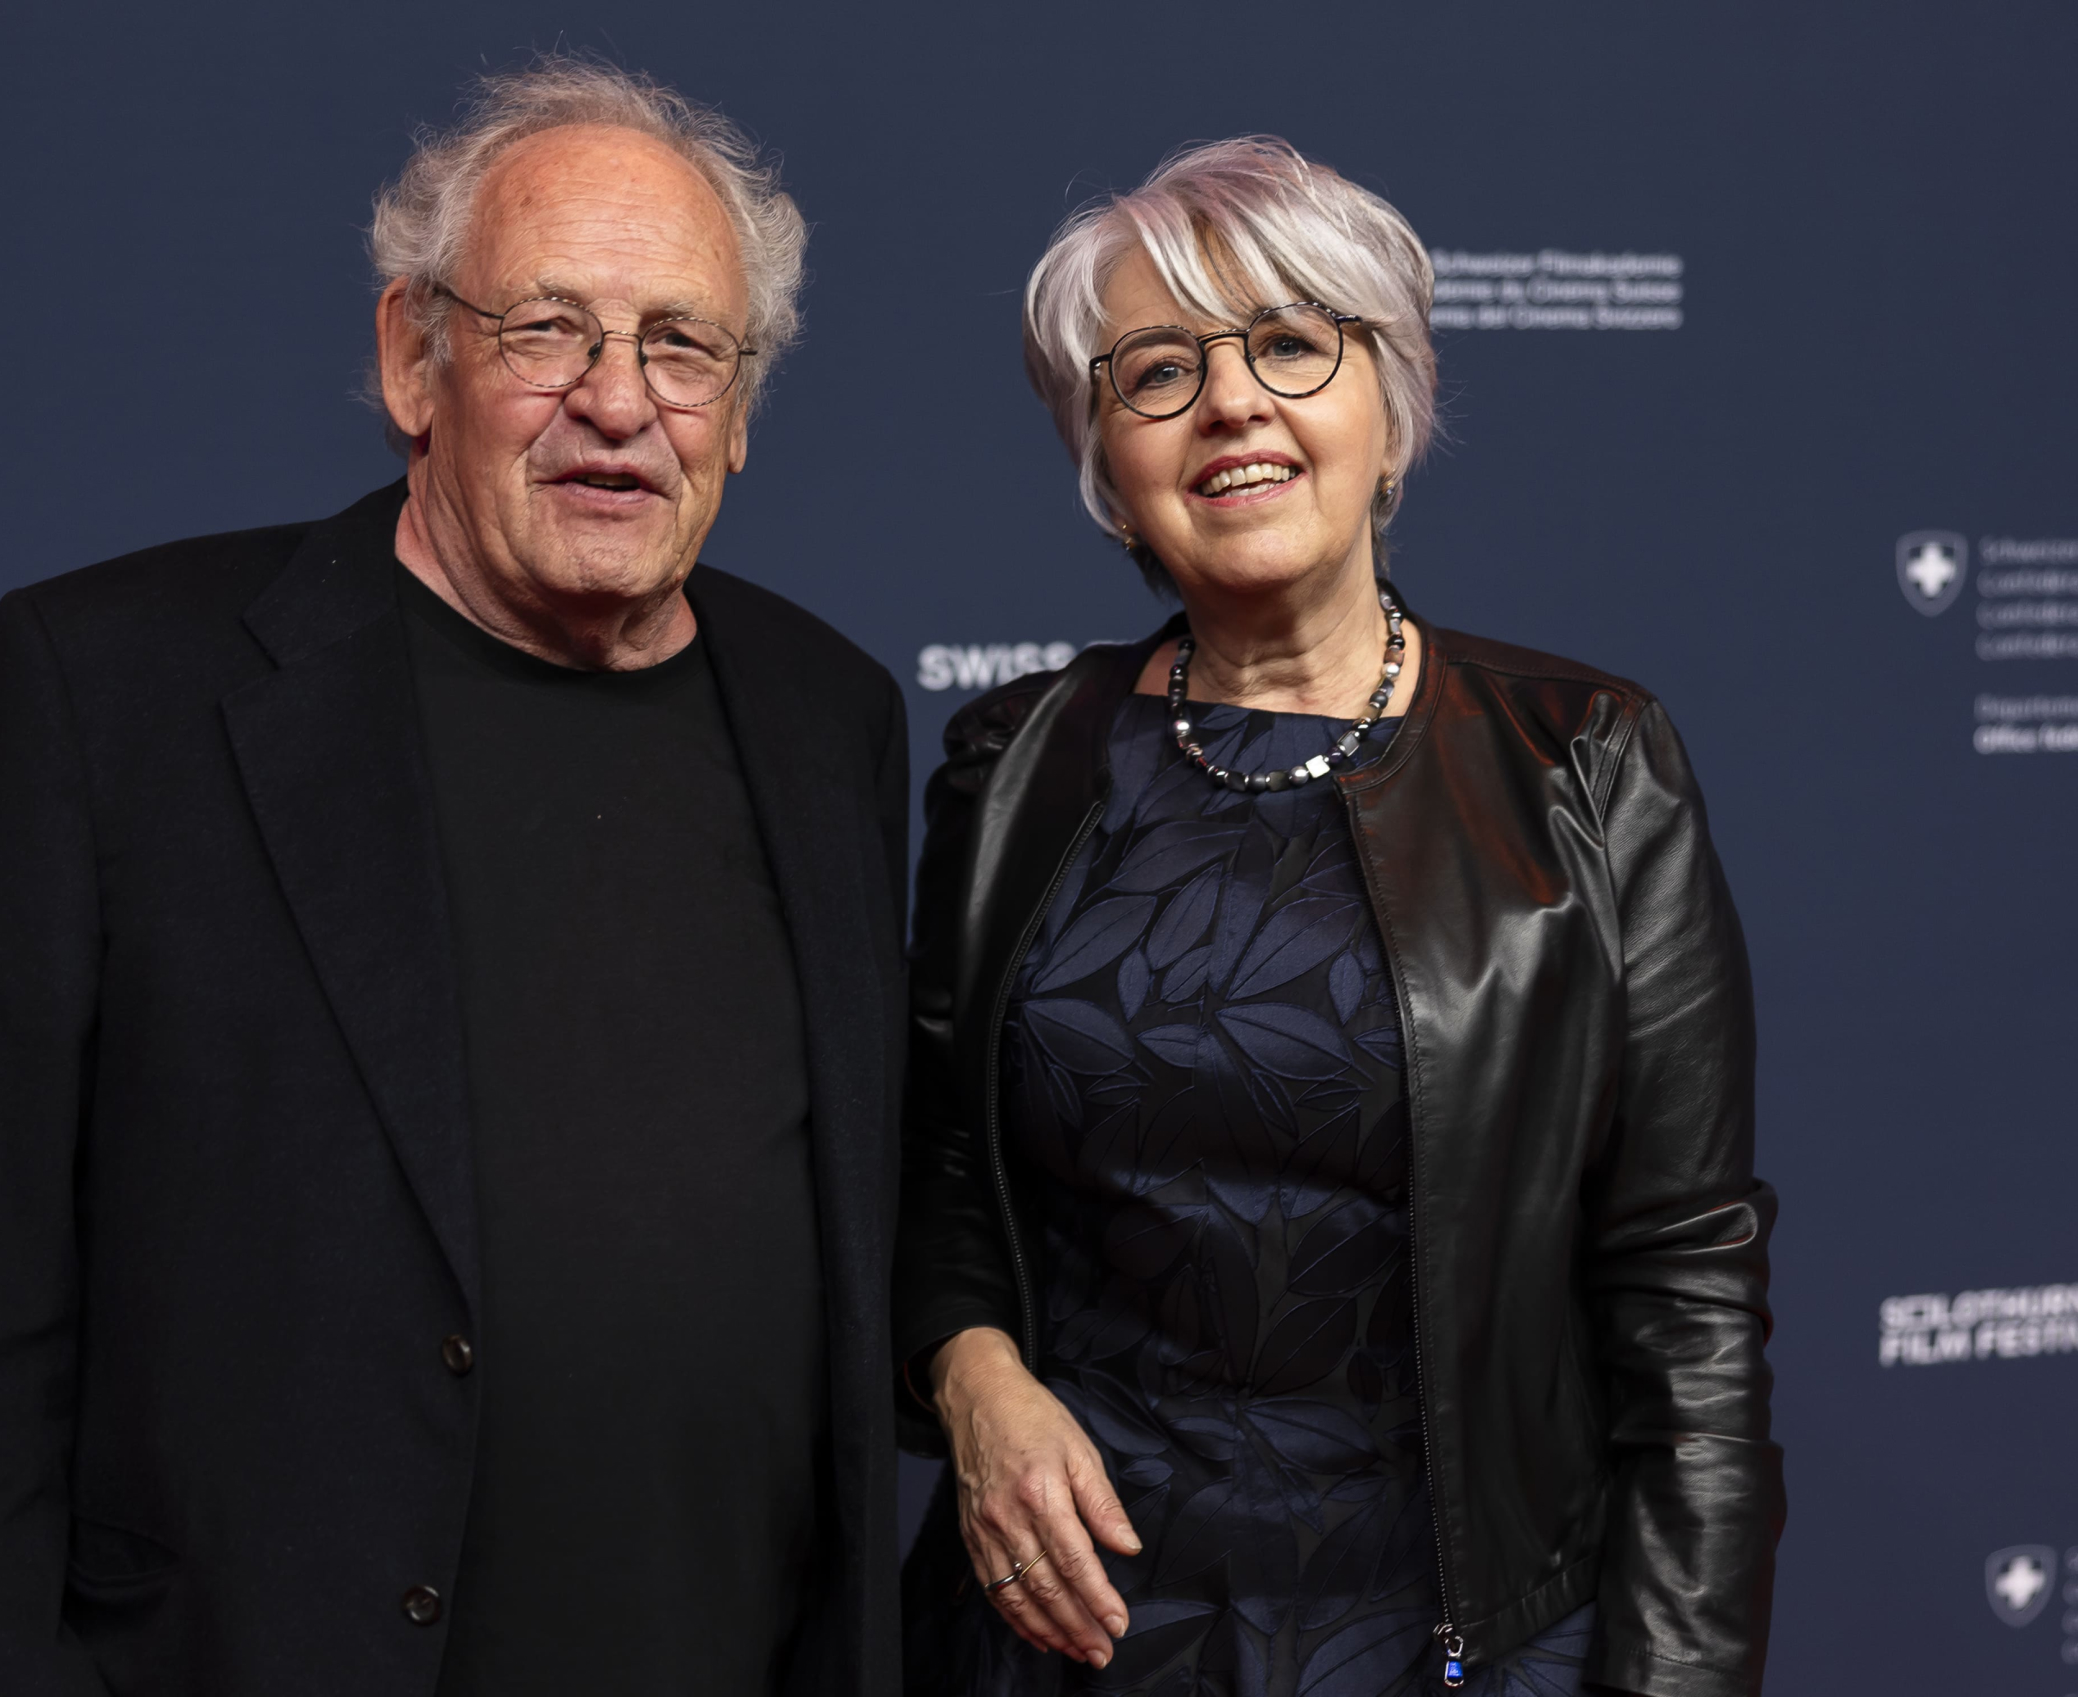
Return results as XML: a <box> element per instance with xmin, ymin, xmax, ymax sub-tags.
<box><xmin>528</xmin><ymin>279</ymin><xmax>718</xmax><ymax>322</ymax></box>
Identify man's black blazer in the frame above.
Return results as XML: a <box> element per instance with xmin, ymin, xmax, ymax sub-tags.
<box><xmin>0</xmin><ymin>482</ymin><xmax>908</xmax><ymax>1696</ymax></box>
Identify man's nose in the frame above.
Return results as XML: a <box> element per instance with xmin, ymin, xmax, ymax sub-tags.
<box><xmin>564</xmin><ymin>330</ymin><xmax>657</xmax><ymax>438</ymax></box>
<box><xmin>1196</xmin><ymin>339</ymin><xmax>1271</xmax><ymax>430</ymax></box>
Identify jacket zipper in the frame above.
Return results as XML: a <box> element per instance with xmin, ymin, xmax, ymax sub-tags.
<box><xmin>1408</xmin><ymin>1077</ymin><xmax>1465</xmax><ymax>1688</ymax></box>
<box><xmin>983</xmin><ymin>798</ymin><xmax>1106</xmax><ymax>1370</ymax></box>
<box><xmin>1341</xmin><ymin>788</ymin><xmax>1464</xmax><ymax>1684</ymax></box>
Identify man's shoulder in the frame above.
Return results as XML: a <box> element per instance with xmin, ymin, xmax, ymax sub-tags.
<box><xmin>11</xmin><ymin>484</ymin><xmax>409</xmax><ymax>675</ymax></box>
<box><xmin>10</xmin><ymin>517</ymin><xmax>316</xmax><ymax>646</ymax></box>
<box><xmin>690</xmin><ymin>563</ymin><xmax>896</xmax><ymax>692</ymax></box>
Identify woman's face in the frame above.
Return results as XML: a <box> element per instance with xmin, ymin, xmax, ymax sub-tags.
<box><xmin>1094</xmin><ymin>248</ymin><xmax>1393</xmax><ymax>602</ymax></box>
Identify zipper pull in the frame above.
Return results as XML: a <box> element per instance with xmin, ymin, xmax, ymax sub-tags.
<box><xmin>1434</xmin><ymin>1622</ymin><xmax>1466</xmax><ymax>1688</ymax></box>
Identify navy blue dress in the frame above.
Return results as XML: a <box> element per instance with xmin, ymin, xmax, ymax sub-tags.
<box><xmin>962</xmin><ymin>694</ymin><xmax>1593</xmax><ymax>1697</ymax></box>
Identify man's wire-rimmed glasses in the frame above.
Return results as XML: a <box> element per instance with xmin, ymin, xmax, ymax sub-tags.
<box><xmin>1090</xmin><ymin>301</ymin><xmax>1364</xmax><ymax>420</ymax></box>
<box><xmin>434</xmin><ymin>283</ymin><xmax>757</xmax><ymax>410</ymax></box>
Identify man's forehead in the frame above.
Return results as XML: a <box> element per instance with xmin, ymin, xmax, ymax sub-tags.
<box><xmin>462</xmin><ymin>125</ymin><xmax>745</xmax><ymax>312</ymax></box>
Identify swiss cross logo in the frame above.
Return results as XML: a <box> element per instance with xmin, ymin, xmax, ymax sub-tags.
<box><xmin>1897</xmin><ymin>530</ymin><xmax>1968</xmax><ymax>616</ymax></box>
<box><xmin>1985</xmin><ymin>1545</ymin><xmax>2056</xmax><ymax>1627</ymax></box>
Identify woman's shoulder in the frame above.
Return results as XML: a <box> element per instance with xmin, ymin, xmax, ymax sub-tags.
<box><xmin>1424</xmin><ymin>625</ymin><xmax>1713</xmax><ymax>821</ymax></box>
<box><xmin>1430</xmin><ymin>624</ymin><xmax>1653</xmax><ymax>707</ymax></box>
<box><xmin>939</xmin><ymin>668</ymin><xmax>1061</xmax><ymax>760</ymax></box>
<box><xmin>938</xmin><ymin>635</ymin><xmax>1160</xmax><ymax>763</ymax></box>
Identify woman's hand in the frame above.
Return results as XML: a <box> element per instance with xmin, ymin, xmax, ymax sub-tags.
<box><xmin>930</xmin><ymin>1326</ymin><xmax>1141</xmax><ymax>1666</ymax></box>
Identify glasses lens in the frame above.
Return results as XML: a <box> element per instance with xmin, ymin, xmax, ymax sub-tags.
<box><xmin>1247</xmin><ymin>304</ymin><xmax>1344</xmax><ymax>396</ymax></box>
<box><xmin>497</xmin><ymin>299</ymin><xmax>599</xmax><ymax>388</ymax></box>
<box><xmin>641</xmin><ymin>318</ymin><xmax>742</xmax><ymax>407</ymax></box>
<box><xmin>1110</xmin><ymin>328</ymin><xmax>1205</xmax><ymax>417</ymax></box>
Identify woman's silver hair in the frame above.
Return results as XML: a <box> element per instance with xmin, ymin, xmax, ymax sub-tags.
<box><xmin>368</xmin><ymin>56</ymin><xmax>805</xmax><ymax>425</ymax></box>
<box><xmin>1023</xmin><ymin>136</ymin><xmax>1437</xmax><ymax>593</ymax></box>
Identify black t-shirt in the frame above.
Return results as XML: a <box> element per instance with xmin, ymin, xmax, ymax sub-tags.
<box><xmin>401</xmin><ymin>570</ymin><xmax>827</xmax><ymax>1697</ymax></box>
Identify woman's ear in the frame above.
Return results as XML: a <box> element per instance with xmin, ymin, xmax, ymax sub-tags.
<box><xmin>375</xmin><ymin>279</ymin><xmax>437</xmax><ymax>446</ymax></box>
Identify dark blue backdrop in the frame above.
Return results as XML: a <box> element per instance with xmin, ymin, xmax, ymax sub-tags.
<box><xmin>6</xmin><ymin>4</ymin><xmax>2075</xmax><ymax>1690</ymax></box>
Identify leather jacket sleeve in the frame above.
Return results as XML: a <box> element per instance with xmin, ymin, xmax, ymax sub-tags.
<box><xmin>890</xmin><ymin>677</ymin><xmax>1049</xmax><ymax>1455</ymax></box>
<box><xmin>1582</xmin><ymin>697</ymin><xmax>1784</xmax><ymax>1697</ymax></box>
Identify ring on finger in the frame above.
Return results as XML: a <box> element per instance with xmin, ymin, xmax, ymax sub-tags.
<box><xmin>984</xmin><ymin>1548</ymin><xmax>1050</xmax><ymax>1595</ymax></box>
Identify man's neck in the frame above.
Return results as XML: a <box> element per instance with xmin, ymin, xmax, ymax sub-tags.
<box><xmin>392</xmin><ymin>493</ymin><xmax>698</xmax><ymax>673</ymax></box>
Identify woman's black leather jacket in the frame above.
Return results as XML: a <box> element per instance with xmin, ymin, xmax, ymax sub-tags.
<box><xmin>893</xmin><ymin>614</ymin><xmax>1783</xmax><ymax>1697</ymax></box>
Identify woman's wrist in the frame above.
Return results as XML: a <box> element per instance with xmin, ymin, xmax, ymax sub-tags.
<box><xmin>930</xmin><ymin>1325</ymin><xmax>1023</xmax><ymax>1418</ymax></box>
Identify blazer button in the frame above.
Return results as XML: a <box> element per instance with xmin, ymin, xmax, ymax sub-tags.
<box><xmin>402</xmin><ymin>1585</ymin><xmax>442</xmax><ymax>1625</ymax></box>
<box><xmin>441</xmin><ymin>1335</ymin><xmax>474</xmax><ymax>1376</ymax></box>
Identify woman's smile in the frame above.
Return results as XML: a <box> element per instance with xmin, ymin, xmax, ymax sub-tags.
<box><xmin>1189</xmin><ymin>454</ymin><xmax>1305</xmax><ymax>505</ymax></box>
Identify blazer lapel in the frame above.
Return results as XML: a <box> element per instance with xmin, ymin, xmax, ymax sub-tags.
<box><xmin>691</xmin><ymin>571</ymin><xmax>890</xmax><ymax>1302</ymax></box>
<box><xmin>221</xmin><ymin>484</ymin><xmax>479</xmax><ymax>1313</ymax></box>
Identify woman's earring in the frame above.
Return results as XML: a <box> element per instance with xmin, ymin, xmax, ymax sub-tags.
<box><xmin>1119</xmin><ymin>526</ymin><xmax>1139</xmax><ymax>552</ymax></box>
<box><xmin>1379</xmin><ymin>478</ymin><xmax>1399</xmax><ymax>516</ymax></box>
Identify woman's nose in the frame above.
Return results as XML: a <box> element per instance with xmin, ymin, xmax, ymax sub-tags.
<box><xmin>1196</xmin><ymin>339</ymin><xmax>1272</xmax><ymax>430</ymax></box>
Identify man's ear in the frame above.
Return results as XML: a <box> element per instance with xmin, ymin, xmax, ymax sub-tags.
<box><xmin>726</xmin><ymin>393</ymin><xmax>750</xmax><ymax>475</ymax></box>
<box><xmin>375</xmin><ymin>279</ymin><xmax>436</xmax><ymax>445</ymax></box>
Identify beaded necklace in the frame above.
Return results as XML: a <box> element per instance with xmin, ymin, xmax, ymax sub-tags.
<box><xmin>1166</xmin><ymin>586</ymin><xmax>1406</xmax><ymax>792</ymax></box>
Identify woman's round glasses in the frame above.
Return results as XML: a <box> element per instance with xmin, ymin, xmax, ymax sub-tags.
<box><xmin>1090</xmin><ymin>301</ymin><xmax>1363</xmax><ymax>420</ymax></box>
<box><xmin>434</xmin><ymin>284</ymin><xmax>756</xmax><ymax>410</ymax></box>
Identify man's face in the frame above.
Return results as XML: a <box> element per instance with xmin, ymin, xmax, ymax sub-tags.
<box><xmin>387</xmin><ymin>124</ymin><xmax>751</xmax><ymax>615</ymax></box>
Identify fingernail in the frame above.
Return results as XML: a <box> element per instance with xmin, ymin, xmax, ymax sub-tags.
<box><xmin>1106</xmin><ymin>1615</ymin><xmax>1127</xmax><ymax>1636</ymax></box>
<box><xmin>1124</xmin><ymin>1535</ymin><xmax>1143</xmax><ymax>1554</ymax></box>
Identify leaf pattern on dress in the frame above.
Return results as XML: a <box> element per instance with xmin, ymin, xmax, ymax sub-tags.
<box><xmin>1158</xmin><ymin>944</ymin><xmax>1212</xmax><ymax>1005</ymax></box>
<box><xmin>1022</xmin><ymin>997</ymin><xmax>1135</xmax><ymax>1073</ymax></box>
<box><xmin>1294</xmin><ymin>1608</ymin><xmax>1434</xmax><ymax>1697</ymax></box>
<box><xmin>1031</xmin><ymin>895</ymin><xmax>1160</xmax><ymax>992</ymax></box>
<box><xmin>1103</xmin><ymin>1598</ymin><xmax>1218</xmax><ymax>1688</ymax></box>
<box><xmin>1253</xmin><ymin>1297</ymin><xmax>1358</xmax><ymax>1395</ymax></box>
<box><xmin>1118</xmin><ymin>947</ymin><xmax>1152</xmax><ymax>1021</ymax></box>
<box><xmin>1245</xmin><ymin>1399</ymin><xmax>1380</xmax><ymax>1474</ymax></box>
<box><xmin>1135</xmin><ymin>1023</ymin><xmax>1202</xmax><ymax>1069</ymax></box>
<box><xmin>1147</xmin><ymin>864</ymin><xmax>1221</xmax><ymax>967</ymax></box>
<box><xmin>945</xmin><ymin>696</ymin><xmax>1592</xmax><ymax>1697</ymax></box>
<box><xmin>1153</xmin><ymin>1480</ymin><xmax>1243</xmax><ymax>1587</ymax></box>
<box><xmin>1288</xmin><ymin>1201</ymin><xmax>1395</xmax><ymax>1298</ymax></box>
<box><xmin>1228</xmin><ymin>897</ymin><xmax>1362</xmax><ymax>999</ymax></box>
<box><xmin>1216</xmin><ymin>1002</ymin><xmax>1352</xmax><ymax>1080</ymax></box>
<box><xmin>1327</xmin><ymin>952</ymin><xmax>1365</xmax><ymax>1025</ymax></box>
<box><xmin>1105</xmin><ymin>821</ymin><xmax>1245</xmax><ymax>893</ymax></box>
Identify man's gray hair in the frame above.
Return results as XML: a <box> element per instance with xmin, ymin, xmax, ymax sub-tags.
<box><xmin>369</xmin><ymin>56</ymin><xmax>806</xmax><ymax>419</ymax></box>
<box><xmin>1023</xmin><ymin>137</ymin><xmax>1437</xmax><ymax>593</ymax></box>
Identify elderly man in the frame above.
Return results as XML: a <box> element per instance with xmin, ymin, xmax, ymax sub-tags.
<box><xmin>0</xmin><ymin>62</ymin><xmax>904</xmax><ymax>1697</ymax></box>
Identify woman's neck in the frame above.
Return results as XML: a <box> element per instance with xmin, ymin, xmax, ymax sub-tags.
<box><xmin>1133</xmin><ymin>562</ymin><xmax>1422</xmax><ymax>721</ymax></box>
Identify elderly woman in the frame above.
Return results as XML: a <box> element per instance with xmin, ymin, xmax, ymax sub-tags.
<box><xmin>894</xmin><ymin>138</ymin><xmax>1781</xmax><ymax>1697</ymax></box>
